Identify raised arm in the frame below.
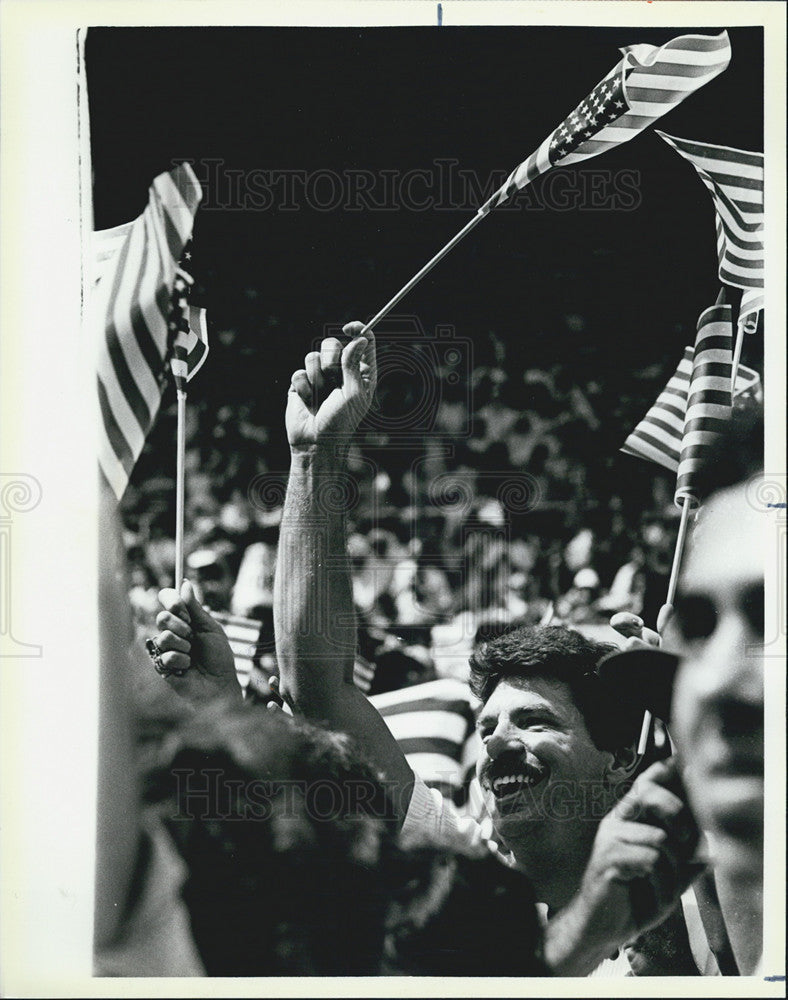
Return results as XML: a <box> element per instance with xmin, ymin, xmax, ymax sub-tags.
<box><xmin>274</xmin><ymin>323</ymin><xmax>415</xmax><ymax>815</ymax></box>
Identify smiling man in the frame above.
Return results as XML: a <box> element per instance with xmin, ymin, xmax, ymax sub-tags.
<box><xmin>466</xmin><ymin>626</ymin><xmax>642</xmax><ymax>909</ymax></box>
<box><xmin>267</xmin><ymin>325</ymin><xmax>706</xmax><ymax>975</ymax></box>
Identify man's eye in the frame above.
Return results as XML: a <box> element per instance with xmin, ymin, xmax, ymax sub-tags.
<box><xmin>673</xmin><ymin>595</ymin><xmax>718</xmax><ymax>641</ymax></box>
<box><xmin>520</xmin><ymin>717</ymin><xmax>550</xmax><ymax>730</ymax></box>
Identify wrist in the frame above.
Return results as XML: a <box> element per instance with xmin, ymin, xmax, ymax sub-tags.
<box><xmin>544</xmin><ymin>889</ymin><xmax>623</xmax><ymax>976</ymax></box>
<box><xmin>289</xmin><ymin>442</ymin><xmax>349</xmax><ymax>471</ymax></box>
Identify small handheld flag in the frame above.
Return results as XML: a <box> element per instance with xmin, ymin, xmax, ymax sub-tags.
<box><xmin>656</xmin><ymin>132</ymin><xmax>764</xmax><ymax>331</ymax></box>
<box><xmin>360</xmin><ymin>31</ymin><xmax>731</xmax><ymax>335</ymax></box>
<box><xmin>94</xmin><ymin>162</ymin><xmax>202</xmax><ymax>500</ymax></box>
<box><xmin>485</xmin><ymin>31</ymin><xmax>732</xmax><ymax>213</ymax></box>
<box><xmin>168</xmin><ymin>268</ymin><xmax>209</xmax><ymax>393</ymax></box>
<box><xmin>655</xmin><ymin>131</ymin><xmax>764</xmax><ymax>397</ymax></box>
<box><xmin>621</xmin><ymin>348</ymin><xmax>694</xmax><ymax>473</ymax></box>
<box><xmin>621</xmin><ymin>348</ymin><xmax>760</xmax><ymax>474</ymax></box>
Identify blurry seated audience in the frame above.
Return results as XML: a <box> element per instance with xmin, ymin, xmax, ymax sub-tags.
<box><xmin>185</xmin><ymin>548</ymin><xmax>234</xmax><ymax>613</ymax></box>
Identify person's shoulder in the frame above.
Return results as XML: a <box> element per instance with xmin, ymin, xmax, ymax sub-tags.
<box><xmin>400</xmin><ymin>773</ymin><xmax>500</xmax><ymax>860</ymax></box>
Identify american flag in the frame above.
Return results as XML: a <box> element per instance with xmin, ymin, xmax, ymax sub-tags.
<box><xmin>621</xmin><ymin>348</ymin><xmax>695</xmax><ymax>473</ymax></box>
<box><xmin>622</xmin><ymin>333</ymin><xmax>760</xmax><ymax>474</ymax></box>
<box><xmin>485</xmin><ymin>30</ymin><xmax>731</xmax><ymax>213</ymax></box>
<box><xmin>656</xmin><ymin>132</ymin><xmax>764</xmax><ymax>333</ymax></box>
<box><xmin>370</xmin><ymin>678</ymin><xmax>480</xmax><ymax>804</ymax></box>
<box><xmin>674</xmin><ymin>303</ymin><xmax>735</xmax><ymax>507</ymax></box>
<box><xmin>94</xmin><ymin>163</ymin><xmax>202</xmax><ymax>500</ymax></box>
<box><xmin>168</xmin><ymin>262</ymin><xmax>209</xmax><ymax>394</ymax></box>
<box><xmin>353</xmin><ymin>653</ymin><xmax>377</xmax><ymax>694</ymax></box>
<box><xmin>213</xmin><ymin>610</ymin><xmax>267</xmax><ymax>686</ymax></box>
<box><xmin>220</xmin><ymin>609</ymin><xmax>378</xmax><ymax>694</ymax></box>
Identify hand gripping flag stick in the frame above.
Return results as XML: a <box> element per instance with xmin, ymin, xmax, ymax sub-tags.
<box><xmin>359</xmin><ymin>31</ymin><xmax>730</xmax><ymax>336</ymax></box>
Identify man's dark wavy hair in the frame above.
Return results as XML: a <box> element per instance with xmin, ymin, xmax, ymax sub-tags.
<box><xmin>469</xmin><ymin>624</ymin><xmax>642</xmax><ymax>751</ymax></box>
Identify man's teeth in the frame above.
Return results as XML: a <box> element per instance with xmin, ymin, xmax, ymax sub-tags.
<box><xmin>492</xmin><ymin>774</ymin><xmax>538</xmax><ymax>794</ymax></box>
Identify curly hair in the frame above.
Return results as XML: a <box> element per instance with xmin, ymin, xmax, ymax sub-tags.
<box><xmin>143</xmin><ymin>697</ymin><xmax>398</xmax><ymax>976</ymax></box>
<box><xmin>469</xmin><ymin>623</ymin><xmax>643</xmax><ymax>751</ymax></box>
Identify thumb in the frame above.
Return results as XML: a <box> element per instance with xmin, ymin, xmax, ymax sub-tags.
<box><xmin>341</xmin><ymin>336</ymin><xmax>368</xmax><ymax>394</ymax></box>
<box><xmin>656</xmin><ymin>603</ymin><xmax>674</xmax><ymax>635</ymax></box>
<box><xmin>179</xmin><ymin>579</ymin><xmax>219</xmax><ymax>630</ymax></box>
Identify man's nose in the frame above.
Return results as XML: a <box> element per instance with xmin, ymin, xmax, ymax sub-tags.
<box><xmin>689</xmin><ymin>613</ymin><xmax>762</xmax><ymax>707</ymax></box>
<box><xmin>486</xmin><ymin>721</ymin><xmax>525</xmax><ymax>760</ymax></box>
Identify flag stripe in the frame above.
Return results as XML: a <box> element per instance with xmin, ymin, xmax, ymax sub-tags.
<box><xmin>96</xmin><ymin>375</ymin><xmax>135</xmax><ymax>475</ymax></box>
<box><xmin>675</xmin><ymin>305</ymin><xmax>734</xmax><ymax>506</ymax></box>
<box><xmin>95</xmin><ymin>162</ymin><xmax>202</xmax><ymax>499</ymax></box>
<box><xmin>488</xmin><ymin>31</ymin><xmax>730</xmax><ymax>211</ymax></box>
<box><xmin>657</xmin><ymin>131</ymin><xmax>763</xmax><ymax>328</ymax></box>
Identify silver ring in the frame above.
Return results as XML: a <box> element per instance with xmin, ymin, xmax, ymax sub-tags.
<box><xmin>145</xmin><ymin>637</ymin><xmax>186</xmax><ymax>678</ymax></box>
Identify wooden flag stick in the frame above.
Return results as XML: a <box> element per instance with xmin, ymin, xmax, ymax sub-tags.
<box><xmin>637</xmin><ymin>710</ymin><xmax>653</xmax><ymax>758</ymax></box>
<box><xmin>665</xmin><ymin>496</ymin><xmax>692</xmax><ymax>610</ymax></box>
<box><xmin>360</xmin><ymin>197</ymin><xmax>495</xmax><ymax>335</ymax></box>
<box><xmin>730</xmin><ymin>321</ymin><xmax>745</xmax><ymax>405</ymax></box>
<box><xmin>174</xmin><ymin>389</ymin><xmax>187</xmax><ymax>590</ymax></box>
<box><xmin>637</xmin><ymin>499</ymin><xmax>692</xmax><ymax>757</ymax></box>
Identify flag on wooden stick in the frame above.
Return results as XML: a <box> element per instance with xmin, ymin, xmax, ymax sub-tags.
<box><xmin>674</xmin><ymin>304</ymin><xmax>735</xmax><ymax>508</ymax></box>
<box><xmin>621</xmin><ymin>349</ymin><xmax>695</xmax><ymax>473</ymax></box>
<box><xmin>168</xmin><ymin>264</ymin><xmax>209</xmax><ymax>393</ymax></box>
<box><xmin>94</xmin><ymin>162</ymin><xmax>202</xmax><ymax>499</ymax></box>
<box><xmin>622</xmin><ymin>337</ymin><xmax>760</xmax><ymax>474</ymax></box>
<box><xmin>484</xmin><ymin>31</ymin><xmax>731</xmax><ymax>213</ymax></box>
<box><xmin>656</xmin><ymin>132</ymin><xmax>764</xmax><ymax>333</ymax></box>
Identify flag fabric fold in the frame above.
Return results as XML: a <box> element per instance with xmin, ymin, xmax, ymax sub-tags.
<box><xmin>674</xmin><ymin>303</ymin><xmax>735</xmax><ymax>508</ymax></box>
<box><xmin>213</xmin><ymin>610</ymin><xmax>266</xmax><ymax>682</ymax></box>
<box><xmin>484</xmin><ymin>30</ymin><xmax>731</xmax><ymax>213</ymax></box>
<box><xmin>656</xmin><ymin>131</ymin><xmax>764</xmax><ymax>332</ymax></box>
<box><xmin>621</xmin><ymin>348</ymin><xmax>695</xmax><ymax>473</ymax></box>
<box><xmin>168</xmin><ymin>266</ymin><xmax>209</xmax><ymax>393</ymax></box>
<box><xmin>370</xmin><ymin>678</ymin><xmax>479</xmax><ymax>804</ymax></box>
<box><xmin>622</xmin><ymin>326</ymin><xmax>760</xmax><ymax>477</ymax></box>
<box><xmin>94</xmin><ymin>162</ymin><xmax>202</xmax><ymax>499</ymax></box>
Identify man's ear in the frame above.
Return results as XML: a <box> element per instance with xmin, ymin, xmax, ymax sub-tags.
<box><xmin>604</xmin><ymin>741</ymin><xmax>641</xmax><ymax>784</ymax></box>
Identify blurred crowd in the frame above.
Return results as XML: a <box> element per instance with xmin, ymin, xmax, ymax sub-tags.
<box><xmin>122</xmin><ymin>321</ymin><xmax>681</xmax><ymax>692</ymax></box>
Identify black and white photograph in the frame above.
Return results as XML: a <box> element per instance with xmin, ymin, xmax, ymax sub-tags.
<box><xmin>1</xmin><ymin>1</ymin><xmax>785</xmax><ymax>993</ymax></box>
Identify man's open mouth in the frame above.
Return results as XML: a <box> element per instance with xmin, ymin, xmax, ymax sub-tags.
<box><xmin>489</xmin><ymin>763</ymin><xmax>547</xmax><ymax>799</ymax></box>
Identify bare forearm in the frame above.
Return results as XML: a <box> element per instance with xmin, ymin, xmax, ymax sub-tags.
<box><xmin>273</xmin><ymin>447</ymin><xmax>415</xmax><ymax>809</ymax></box>
<box><xmin>274</xmin><ymin>448</ymin><xmax>357</xmax><ymax>709</ymax></box>
<box><xmin>543</xmin><ymin>903</ymin><xmax>620</xmax><ymax>977</ymax></box>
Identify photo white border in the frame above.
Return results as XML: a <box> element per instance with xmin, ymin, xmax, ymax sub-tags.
<box><xmin>1</xmin><ymin>1</ymin><xmax>784</xmax><ymax>996</ymax></box>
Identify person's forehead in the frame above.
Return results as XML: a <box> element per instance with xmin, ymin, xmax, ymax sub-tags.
<box><xmin>479</xmin><ymin>674</ymin><xmax>577</xmax><ymax>719</ymax></box>
<box><xmin>683</xmin><ymin>485</ymin><xmax>764</xmax><ymax>593</ymax></box>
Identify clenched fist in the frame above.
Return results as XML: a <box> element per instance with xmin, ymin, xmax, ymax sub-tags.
<box><xmin>286</xmin><ymin>321</ymin><xmax>377</xmax><ymax>458</ymax></box>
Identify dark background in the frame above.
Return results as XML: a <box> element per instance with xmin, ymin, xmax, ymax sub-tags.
<box><xmin>86</xmin><ymin>24</ymin><xmax>763</xmax><ymax>536</ymax></box>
